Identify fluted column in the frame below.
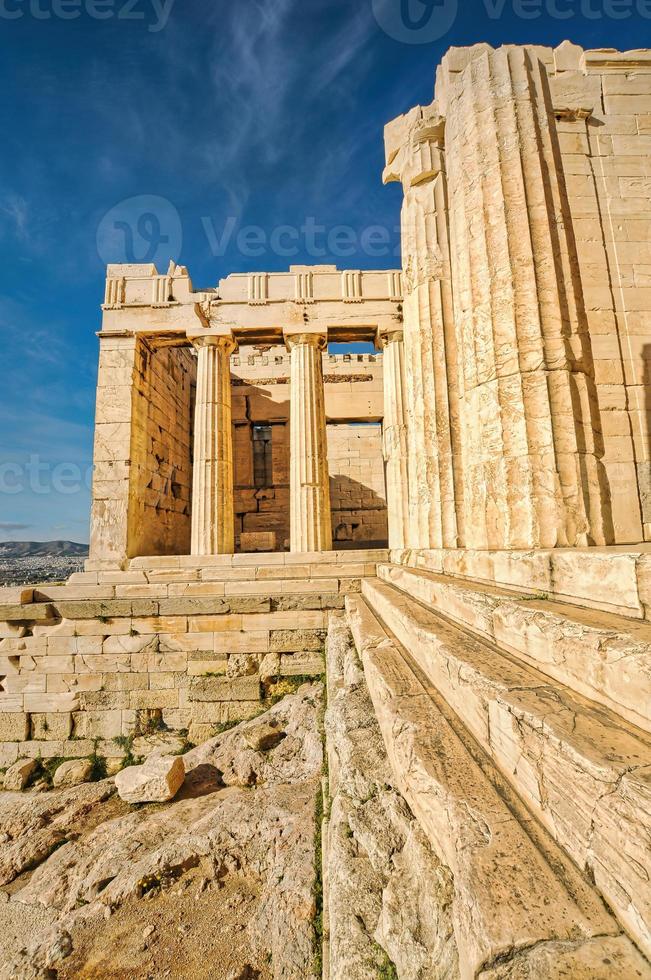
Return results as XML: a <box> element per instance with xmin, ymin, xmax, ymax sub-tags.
<box><xmin>191</xmin><ymin>334</ymin><xmax>237</xmax><ymax>555</ymax></box>
<box><xmin>440</xmin><ymin>44</ymin><xmax>608</xmax><ymax>547</ymax></box>
<box><xmin>384</xmin><ymin>105</ymin><xmax>463</xmax><ymax>549</ymax></box>
<box><xmin>286</xmin><ymin>332</ymin><xmax>332</xmax><ymax>553</ymax></box>
<box><xmin>380</xmin><ymin>327</ymin><xmax>410</xmax><ymax>549</ymax></box>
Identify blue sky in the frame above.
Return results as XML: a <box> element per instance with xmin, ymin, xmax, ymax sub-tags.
<box><xmin>0</xmin><ymin>0</ymin><xmax>647</xmax><ymax>543</ymax></box>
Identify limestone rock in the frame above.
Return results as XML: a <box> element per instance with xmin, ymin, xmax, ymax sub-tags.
<box><xmin>114</xmin><ymin>754</ymin><xmax>185</xmax><ymax>804</ymax></box>
<box><xmin>52</xmin><ymin>759</ymin><xmax>93</xmax><ymax>789</ymax></box>
<box><xmin>0</xmin><ymin>713</ymin><xmax>29</xmax><ymax>742</ymax></box>
<box><xmin>185</xmin><ymin>681</ymin><xmax>322</xmax><ymax>789</ymax></box>
<box><xmin>3</xmin><ymin>758</ymin><xmax>37</xmax><ymax>791</ymax></box>
<box><xmin>131</xmin><ymin>732</ymin><xmax>188</xmax><ymax>759</ymax></box>
<box><xmin>243</xmin><ymin>721</ymin><xmax>285</xmax><ymax>752</ymax></box>
<box><xmin>324</xmin><ymin>614</ymin><xmax>458</xmax><ymax>978</ymax></box>
<box><xmin>0</xmin><ymin>684</ymin><xmax>323</xmax><ymax>979</ymax></box>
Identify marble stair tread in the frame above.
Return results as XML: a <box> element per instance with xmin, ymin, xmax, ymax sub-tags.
<box><xmin>377</xmin><ymin>562</ymin><xmax>651</xmax><ymax>734</ymax></box>
<box><xmin>361</xmin><ymin>576</ymin><xmax>651</xmax><ymax>959</ymax></box>
<box><xmin>344</xmin><ymin>593</ymin><xmax>649</xmax><ymax>979</ymax></box>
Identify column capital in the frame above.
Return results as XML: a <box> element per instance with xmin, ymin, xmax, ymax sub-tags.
<box><xmin>191</xmin><ymin>333</ymin><xmax>237</xmax><ymax>356</ymax></box>
<box><xmin>377</xmin><ymin>326</ymin><xmax>404</xmax><ymax>348</ymax></box>
<box><xmin>283</xmin><ymin>330</ymin><xmax>327</xmax><ymax>352</ymax></box>
<box><xmin>383</xmin><ymin>103</ymin><xmax>446</xmax><ymax>190</ymax></box>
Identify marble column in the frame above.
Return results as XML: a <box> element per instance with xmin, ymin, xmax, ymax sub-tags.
<box><xmin>380</xmin><ymin>327</ymin><xmax>410</xmax><ymax>550</ymax></box>
<box><xmin>286</xmin><ymin>332</ymin><xmax>332</xmax><ymax>553</ymax></box>
<box><xmin>440</xmin><ymin>45</ymin><xmax>608</xmax><ymax>547</ymax></box>
<box><xmin>191</xmin><ymin>334</ymin><xmax>237</xmax><ymax>555</ymax></box>
<box><xmin>384</xmin><ymin>106</ymin><xmax>462</xmax><ymax>550</ymax></box>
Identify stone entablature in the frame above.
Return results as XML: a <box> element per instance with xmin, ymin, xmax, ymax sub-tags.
<box><xmin>102</xmin><ymin>263</ymin><xmax>402</xmax><ymax>346</ymax></box>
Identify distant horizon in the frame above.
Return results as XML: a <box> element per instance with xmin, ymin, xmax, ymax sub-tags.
<box><xmin>0</xmin><ymin>538</ymin><xmax>89</xmax><ymax>547</ymax></box>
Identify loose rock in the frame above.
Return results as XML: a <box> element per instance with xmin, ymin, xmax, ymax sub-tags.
<box><xmin>52</xmin><ymin>759</ymin><xmax>93</xmax><ymax>789</ymax></box>
<box><xmin>3</xmin><ymin>759</ymin><xmax>37</xmax><ymax>792</ymax></box>
<box><xmin>114</xmin><ymin>754</ymin><xmax>185</xmax><ymax>804</ymax></box>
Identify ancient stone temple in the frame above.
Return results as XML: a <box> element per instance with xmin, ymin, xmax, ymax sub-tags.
<box><xmin>90</xmin><ymin>265</ymin><xmax>396</xmax><ymax>562</ymax></box>
<box><xmin>2</xmin><ymin>41</ymin><xmax>651</xmax><ymax>978</ymax></box>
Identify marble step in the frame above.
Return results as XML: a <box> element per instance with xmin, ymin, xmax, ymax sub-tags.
<box><xmin>377</xmin><ymin>563</ymin><xmax>651</xmax><ymax>734</ymax></box>
<box><xmin>361</xmin><ymin>577</ymin><xmax>651</xmax><ymax>960</ymax></box>
<box><xmin>344</xmin><ymin>594</ymin><xmax>648</xmax><ymax>979</ymax></box>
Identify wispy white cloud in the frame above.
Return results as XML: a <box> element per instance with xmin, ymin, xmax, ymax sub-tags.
<box><xmin>0</xmin><ymin>194</ymin><xmax>30</xmax><ymax>243</ymax></box>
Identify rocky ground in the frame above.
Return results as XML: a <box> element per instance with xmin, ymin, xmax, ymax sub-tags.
<box><xmin>323</xmin><ymin>614</ymin><xmax>457</xmax><ymax>979</ymax></box>
<box><xmin>0</xmin><ymin>683</ymin><xmax>324</xmax><ymax>980</ymax></box>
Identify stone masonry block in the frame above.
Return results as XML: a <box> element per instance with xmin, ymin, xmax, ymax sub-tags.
<box><xmin>158</xmin><ymin>597</ymin><xmax>231</xmax><ymax>616</ymax></box>
<box><xmin>186</xmin><ymin>652</ymin><xmax>228</xmax><ymax>676</ymax></box>
<box><xmin>80</xmin><ymin>691</ymin><xmax>130</xmax><ymax>710</ymax></box>
<box><xmin>279</xmin><ymin>652</ymin><xmax>325</xmax><ymax>676</ymax></box>
<box><xmin>0</xmin><ymin>603</ymin><xmax>55</xmax><ymax>623</ymax></box>
<box><xmin>30</xmin><ymin>712</ymin><xmax>73</xmax><ymax>741</ymax></box>
<box><xmin>129</xmin><ymin>690</ymin><xmax>179</xmax><ymax>710</ymax></box>
<box><xmin>213</xmin><ymin>631</ymin><xmax>269</xmax><ymax>654</ymax></box>
<box><xmin>189</xmin><ymin>675</ymin><xmax>261</xmax><ymax>703</ymax></box>
<box><xmin>102</xmin><ymin>673</ymin><xmax>150</xmax><ymax>692</ymax></box>
<box><xmin>189</xmin><ymin>699</ymin><xmax>261</xmax><ymax>725</ymax></box>
<box><xmin>227</xmin><ymin>597</ymin><xmax>272</xmax><ymax>614</ymax></box>
<box><xmin>0</xmin><ymin>712</ymin><xmax>30</xmax><ymax>741</ymax></box>
<box><xmin>269</xmin><ymin>629</ymin><xmax>326</xmax><ymax>653</ymax></box>
<box><xmin>0</xmin><ymin>742</ymin><xmax>19</xmax><ymax>767</ymax></box>
<box><xmin>72</xmin><ymin>710</ymin><xmax>123</xmax><ymax>740</ymax></box>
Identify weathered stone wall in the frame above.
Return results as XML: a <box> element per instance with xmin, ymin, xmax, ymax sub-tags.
<box><xmin>328</xmin><ymin>423</ymin><xmax>388</xmax><ymax>547</ymax></box>
<box><xmin>128</xmin><ymin>343</ymin><xmax>195</xmax><ymax>558</ymax></box>
<box><xmin>89</xmin><ymin>334</ymin><xmax>140</xmax><ymax>565</ymax></box>
<box><xmin>0</xmin><ymin>553</ymin><xmax>384</xmax><ymax>766</ymax></box>
<box><xmin>89</xmin><ymin>337</ymin><xmax>195</xmax><ymax>563</ymax></box>
<box><xmin>554</xmin><ymin>46</ymin><xmax>651</xmax><ymax>542</ymax></box>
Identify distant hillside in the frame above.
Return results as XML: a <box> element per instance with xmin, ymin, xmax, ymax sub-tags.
<box><xmin>0</xmin><ymin>541</ymin><xmax>89</xmax><ymax>559</ymax></box>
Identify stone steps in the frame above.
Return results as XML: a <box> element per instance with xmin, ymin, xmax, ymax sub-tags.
<box><xmin>24</xmin><ymin>552</ymin><xmax>386</xmax><ymax>601</ymax></box>
<box><xmin>392</xmin><ymin>546</ymin><xmax>651</xmax><ymax>619</ymax></box>
<box><xmin>360</xmin><ymin>577</ymin><xmax>651</xmax><ymax>960</ymax></box>
<box><xmin>377</xmin><ymin>562</ymin><xmax>651</xmax><ymax>734</ymax></box>
<box><xmin>344</xmin><ymin>594</ymin><xmax>649</xmax><ymax>978</ymax></box>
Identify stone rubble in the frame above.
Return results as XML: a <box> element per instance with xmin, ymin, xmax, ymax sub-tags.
<box><xmin>114</xmin><ymin>754</ymin><xmax>186</xmax><ymax>804</ymax></box>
